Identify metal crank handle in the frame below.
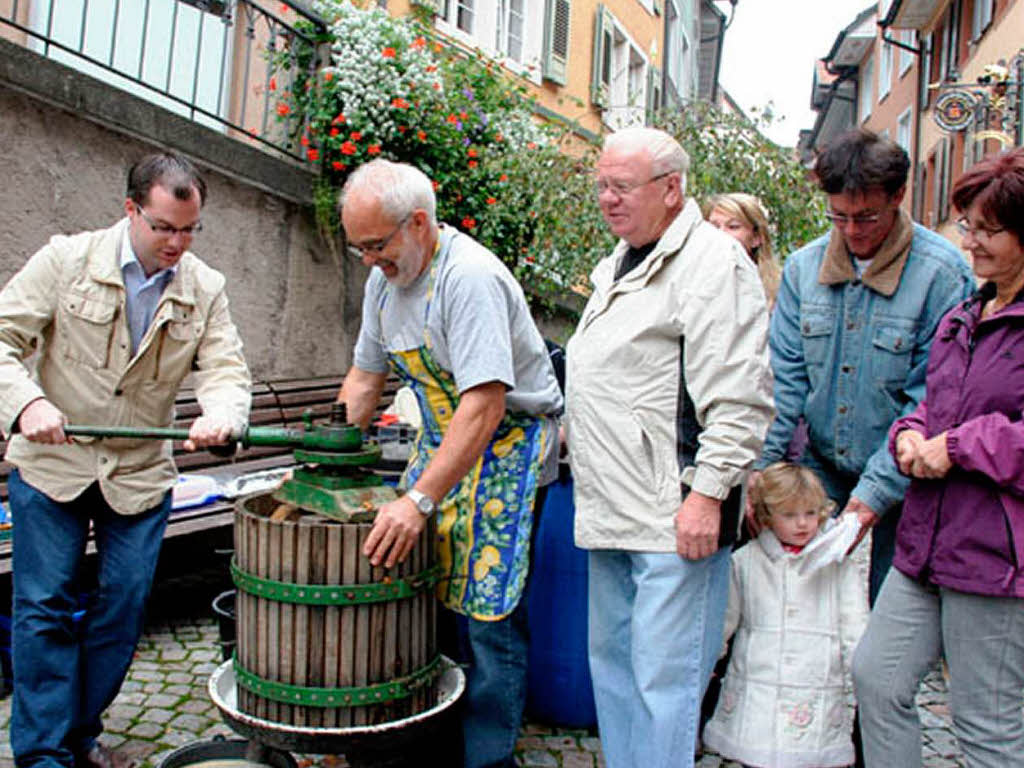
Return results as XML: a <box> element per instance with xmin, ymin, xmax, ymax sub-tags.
<box><xmin>63</xmin><ymin>424</ymin><xmax>241</xmax><ymax>456</ymax></box>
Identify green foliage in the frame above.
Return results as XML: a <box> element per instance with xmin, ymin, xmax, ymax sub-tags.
<box><xmin>656</xmin><ymin>103</ymin><xmax>828</xmax><ymax>259</ymax></box>
<box><xmin>269</xmin><ymin>3</ymin><xmax>823</xmax><ymax>315</ymax></box>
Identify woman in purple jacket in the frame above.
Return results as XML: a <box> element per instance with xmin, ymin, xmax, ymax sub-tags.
<box><xmin>852</xmin><ymin>148</ymin><xmax>1024</xmax><ymax>767</ymax></box>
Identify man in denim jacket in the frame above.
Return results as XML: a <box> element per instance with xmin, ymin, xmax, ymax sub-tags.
<box><xmin>754</xmin><ymin>130</ymin><xmax>973</xmax><ymax>603</ymax></box>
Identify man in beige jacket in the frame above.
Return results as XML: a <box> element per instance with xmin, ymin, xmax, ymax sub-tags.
<box><xmin>0</xmin><ymin>153</ymin><xmax>250</xmax><ymax>768</ymax></box>
<box><xmin>565</xmin><ymin>127</ymin><xmax>774</xmax><ymax>768</ymax></box>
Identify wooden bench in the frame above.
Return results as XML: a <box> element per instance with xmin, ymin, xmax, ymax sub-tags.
<box><xmin>0</xmin><ymin>374</ymin><xmax>400</xmax><ymax>574</ymax></box>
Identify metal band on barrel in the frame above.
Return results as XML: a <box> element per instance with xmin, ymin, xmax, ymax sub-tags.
<box><xmin>233</xmin><ymin>654</ymin><xmax>442</xmax><ymax>708</ymax></box>
<box><xmin>230</xmin><ymin>559</ymin><xmax>441</xmax><ymax>605</ymax></box>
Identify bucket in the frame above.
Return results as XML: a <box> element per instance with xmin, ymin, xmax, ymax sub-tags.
<box><xmin>158</xmin><ymin>735</ymin><xmax>295</xmax><ymax>768</ymax></box>
<box><xmin>526</xmin><ymin>468</ymin><xmax>598</xmax><ymax>728</ymax></box>
<box><xmin>233</xmin><ymin>493</ymin><xmax>439</xmax><ymax>728</ymax></box>
<box><xmin>212</xmin><ymin>590</ymin><xmax>236</xmax><ymax>663</ymax></box>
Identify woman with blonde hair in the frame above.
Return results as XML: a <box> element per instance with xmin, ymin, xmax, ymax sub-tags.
<box><xmin>707</xmin><ymin>193</ymin><xmax>782</xmax><ymax>309</ymax></box>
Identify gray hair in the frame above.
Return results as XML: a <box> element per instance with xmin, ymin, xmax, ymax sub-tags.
<box><xmin>604</xmin><ymin>127</ymin><xmax>690</xmax><ymax>194</ymax></box>
<box><xmin>338</xmin><ymin>159</ymin><xmax>437</xmax><ymax>223</ymax></box>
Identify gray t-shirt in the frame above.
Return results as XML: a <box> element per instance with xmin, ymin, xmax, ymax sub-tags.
<box><xmin>354</xmin><ymin>225</ymin><xmax>563</xmax><ymax>420</ymax></box>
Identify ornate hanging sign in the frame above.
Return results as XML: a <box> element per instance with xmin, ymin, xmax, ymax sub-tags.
<box><xmin>933</xmin><ymin>90</ymin><xmax>976</xmax><ymax>132</ymax></box>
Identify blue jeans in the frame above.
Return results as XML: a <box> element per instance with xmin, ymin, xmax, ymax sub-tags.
<box><xmin>9</xmin><ymin>470</ymin><xmax>171</xmax><ymax>768</ymax></box>
<box><xmin>588</xmin><ymin>548</ymin><xmax>731</xmax><ymax>768</ymax></box>
<box><xmin>439</xmin><ymin>598</ymin><xmax>529</xmax><ymax>768</ymax></box>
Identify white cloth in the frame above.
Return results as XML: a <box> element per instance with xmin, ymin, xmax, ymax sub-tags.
<box><xmin>702</xmin><ymin>525</ymin><xmax>870</xmax><ymax>768</ymax></box>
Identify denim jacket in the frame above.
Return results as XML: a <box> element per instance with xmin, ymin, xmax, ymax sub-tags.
<box><xmin>758</xmin><ymin>213</ymin><xmax>973</xmax><ymax>515</ymax></box>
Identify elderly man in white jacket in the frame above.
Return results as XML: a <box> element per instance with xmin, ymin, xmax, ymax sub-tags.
<box><xmin>565</xmin><ymin>127</ymin><xmax>774</xmax><ymax>768</ymax></box>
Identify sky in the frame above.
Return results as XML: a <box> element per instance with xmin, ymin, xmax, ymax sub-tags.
<box><xmin>718</xmin><ymin>0</ymin><xmax>877</xmax><ymax>147</ymax></box>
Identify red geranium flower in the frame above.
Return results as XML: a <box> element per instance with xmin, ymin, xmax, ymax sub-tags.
<box><xmin>350</xmin><ymin>131</ymin><xmax>362</xmax><ymax>141</ymax></box>
<box><xmin>340</xmin><ymin>141</ymin><xmax>358</xmax><ymax>155</ymax></box>
<box><xmin>276</xmin><ymin>102</ymin><xmax>290</xmax><ymax>116</ymax></box>
<box><xmin>446</xmin><ymin>114</ymin><xmax>458</xmax><ymax>124</ymax></box>
<box><xmin>467</xmin><ymin>148</ymin><xmax>478</xmax><ymax>158</ymax></box>
<box><xmin>412</xmin><ymin>36</ymin><xmax>426</xmax><ymax>49</ymax></box>
<box><xmin>367</xmin><ymin>144</ymin><xmax>382</xmax><ymax>155</ymax></box>
<box><xmin>391</xmin><ymin>97</ymin><xmax>410</xmax><ymax>108</ymax></box>
<box><xmin>332</xmin><ymin>161</ymin><xmax>346</xmax><ymax>171</ymax></box>
<box><xmin>324</xmin><ymin>71</ymin><xmax>334</xmax><ymax>82</ymax></box>
<box><xmin>417</xmin><ymin>130</ymin><xmax>427</xmax><ymax>141</ymax></box>
<box><xmin>269</xmin><ymin>77</ymin><xmax>277</xmax><ymax>91</ymax></box>
<box><xmin>300</xmin><ymin>135</ymin><xmax>310</xmax><ymax>146</ymax></box>
<box><xmin>461</xmin><ymin>217</ymin><xmax>476</xmax><ymax>230</ymax></box>
<box><xmin>468</xmin><ymin>160</ymin><xmax>478</xmax><ymax>169</ymax></box>
<box><xmin>332</xmin><ymin>113</ymin><xmax>346</xmax><ymax>125</ymax></box>
<box><xmin>382</xmin><ymin>47</ymin><xmax>396</xmax><ymax>58</ymax></box>
<box><xmin>306</xmin><ymin>148</ymin><xmax>319</xmax><ymax>162</ymax></box>
<box><xmin>499</xmin><ymin>173</ymin><xmax>508</xmax><ymax>182</ymax></box>
<box><xmin>486</xmin><ymin>197</ymin><xmax>497</xmax><ymax>205</ymax></box>
<box><xmin>330</xmin><ymin>127</ymin><xmax>340</xmax><ymax>137</ymax></box>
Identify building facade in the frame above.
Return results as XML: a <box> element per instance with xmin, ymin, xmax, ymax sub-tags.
<box><xmin>800</xmin><ymin>0</ymin><xmax>1023</xmax><ymax>235</ymax></box>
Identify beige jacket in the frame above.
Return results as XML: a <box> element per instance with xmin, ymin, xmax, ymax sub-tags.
<box><xmin>0</xmin><ymin>219</ymin><xmax>251</xmax><ymax>514</ymax></box>
<box><xmin>566</xmin><ymin>199</ymin><xmax>774</xmax><ymax>551</ymax></box>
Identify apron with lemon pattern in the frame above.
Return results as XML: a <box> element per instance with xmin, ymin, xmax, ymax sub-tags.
<box><xmin>384</xmin><ymin>235</ymin><xmax>551</xmax><ymax>620</ymax></box>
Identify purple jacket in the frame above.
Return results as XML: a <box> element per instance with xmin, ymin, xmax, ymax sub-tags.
<box><xmin>888</xmin><ymin>289</ymin><xmax>1024</xmax><ymax>598</ymax></box>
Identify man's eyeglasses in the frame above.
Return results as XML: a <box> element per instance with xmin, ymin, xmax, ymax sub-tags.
<box><xmin>594</xmin><ymin>171</ymin><xmax>673</xmax><ymax>198</ymax></box>
<box><xmin>347</xmin><ymin>215</ymin><xmax>410</xmax><ymax>260</ymax></box>
<box><xmin>955</xmin><ymin>217</ymin><xmax>1005</xmax><ymax>240</ymax></box>
<box><xmin>137</xmin><ymin>207</ymin><xmax>203</xmax><ymax>236</ymax></box>
<box><xmin>824</xmin><ymin>211</ymin><xmax>882</xmax><ymax>227</ymax></box>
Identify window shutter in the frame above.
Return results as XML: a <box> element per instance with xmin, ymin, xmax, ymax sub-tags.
<box><xmin>543</xmin><ymin>0</ymin><xmax>571</xmax><ymax>86</ymax></box>
<box><xmin>591</xmin><ymin>5</ymin><xmax>612</xmax><ymax>108</ymax></box>
<box><xmin>646</xmin><ymin>66</ymin><xmax>662</xmax><ymax>124</ymax></box>
<box><xmin>938</xmin><ymin>138</ymin><xmax>951</xmax><ymax>223</ymax></box>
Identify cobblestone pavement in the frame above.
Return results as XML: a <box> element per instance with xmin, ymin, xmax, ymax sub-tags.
<box><xmin>0</xmin><ymin>569</ymin><xmax>965</xmax><ymax>768</ymax></box>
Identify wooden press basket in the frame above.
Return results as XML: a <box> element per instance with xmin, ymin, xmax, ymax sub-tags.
<box><xmin>232</xmin><ymin>493</ymin><xmax>440</xmax><ymax>727</ymax></box>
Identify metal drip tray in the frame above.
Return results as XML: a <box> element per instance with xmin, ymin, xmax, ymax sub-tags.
<box><xmin>208</xmin><ymin>657</ymin><xmax>465</xmax><ymax>758</ymax></box>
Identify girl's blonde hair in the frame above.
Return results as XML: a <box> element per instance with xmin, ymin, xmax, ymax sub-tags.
<box><xmin>749</xmin><ymin>462</ymin><xmax>835</xmax><ymax>526</ymax></box>
<box><xmin>705</xmin><ymin>192</ymin><xmax>782</xmax><ymax>309</ymax></box>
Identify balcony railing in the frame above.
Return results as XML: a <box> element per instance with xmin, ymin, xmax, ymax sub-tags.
<box><xmin>0</xmin><ymin>0</ymin><xmax>327</xmax><ymax>163</ymax></box>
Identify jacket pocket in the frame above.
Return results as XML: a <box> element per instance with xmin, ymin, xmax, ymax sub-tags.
<box><xmin>57</xmin><ymin>293</ymin><xmax>117</xmax><ymax>369</ymax></box>
<box><xmin>871</xmin><ymin>322</ymin><xmax>914</xmax><ymax>425</ymax></box>
<box><xmin>152</xmin><ymin>309</ymin><xmax>201</xmax><ymax>381</ymax></box>
<box><xmin>800</xmin><ymin>309</ymin><xmax>835</xmax><ymax>390</ymax></box>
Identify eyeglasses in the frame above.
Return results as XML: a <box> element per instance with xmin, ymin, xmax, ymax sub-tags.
<box><xmin>137</xmin><ymin>206</ymin><xmax>203</xmax><ymax>237</ymax></box>
<box><xmin>594</xmin><ymin>171</ymin><xmax>673</xmax><ymax>198</ymax></box>
<box><xmin>347</xmin><ymin>215</ymin><xmax>410</xmax><ymax>260</ymax></box>
<box><xmin>955</xmin><ymin>217</ymin><xmax>1005</xmax><ymax>240</ymax></box>
<box><xmin>824</xmin><ymin>211</ymin><xmax>883</xmax><ymax>227</ymax></box>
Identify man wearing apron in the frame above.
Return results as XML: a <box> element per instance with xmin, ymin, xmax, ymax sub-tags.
<box><xmin>337</xmin><ymin>159</ymin><xmax>562</xmax><ymax>768</ymax></box>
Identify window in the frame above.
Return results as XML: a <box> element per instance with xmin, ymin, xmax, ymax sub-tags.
<box><xmin>898</xmin><ymin>30</ymin><xmax>914</xmax><ymax>77</ymax></box>
<box><xmin>664</xmin><ymin>0</ymin><xmax>692</xmax><ymax>103</ymax></box>
<box><xmin>897</xmin><ymin>107</ymin><xmax>912</xmax><ymax>154</ymax></box>
<box><xmin>860</xmin><ymin>58</ymin><xmax>874</xmax><ymax>122</ymax></box>
<box><xmin>938</xmin><ymin>2</ymin><xmax>961</xmax><ymax>82</ymax></box>
<box><xmin>591</xmin><ymin>7</ymin><xmax>646</xmax><ymax>128</ymax></box>
<box><xmin>497</xmin><ymin>0</ymin><xmax>525</xmax><ymax>62</ymax></box>
<box><xmin>879</xmin><ymin>40</ymin><xmax>892</xmax><ymax>100</ymax></box>
<box><xmin>453</xmin><ymin>0</ymin><xmax>474</xmax><ymax>33</ymax></box>
<box><xmin>919</xmin><ymin>32</ymin><xmax>932</xmax><ymax>110</ymax></box>
<box><xmin>971</xmin><ymin>0</ymin><xmax>994</xmax><ymax>41</ymax></box>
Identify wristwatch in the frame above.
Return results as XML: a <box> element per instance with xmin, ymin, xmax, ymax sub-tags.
<box><xmin>406</xmin><ymin>488</ymin><xmax>437</xmax><ymax>517</ymax></box>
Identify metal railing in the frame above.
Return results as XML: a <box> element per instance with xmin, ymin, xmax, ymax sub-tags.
<box><xmin>0</xmin><ymin>0</ymin><xmax>326</xmax><ymax>162</ymax></box>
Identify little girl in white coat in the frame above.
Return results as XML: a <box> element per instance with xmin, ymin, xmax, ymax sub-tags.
<box><xmin>702</xmin><ymin>462</ymin><xmax>869</xmax><ymax>768</ymax></box>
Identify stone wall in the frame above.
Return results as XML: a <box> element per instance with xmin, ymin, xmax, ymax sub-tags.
<box><xmin>0</xmin><ymin>37</ymin><xmax>363</xmax><ymax>384</ymax></box>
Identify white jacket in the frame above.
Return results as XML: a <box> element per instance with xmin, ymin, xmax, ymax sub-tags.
<box><xmin>702</xmin><ymin>525</ymin><xmax>870</xmax><ymax>768</ymax></box>
<box><xmin>565</xmin><ymin>199</ymin><xmax>774</xmax><ymax>551</ymax></box>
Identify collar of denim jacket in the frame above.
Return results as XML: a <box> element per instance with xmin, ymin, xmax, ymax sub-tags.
<box><xmin>818</xmin><ymin>208</ymin><xmax>913</xmax><ymax>297</ymax></box>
